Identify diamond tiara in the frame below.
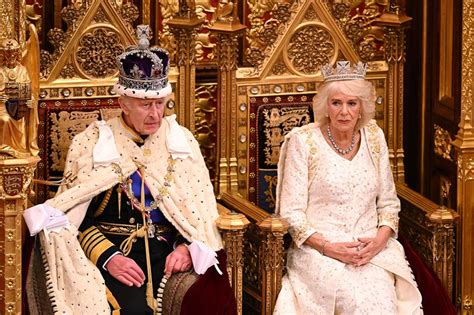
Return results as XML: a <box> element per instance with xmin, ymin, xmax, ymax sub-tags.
<box><xmin>320</xmin><ymin>61</ymin><xmax>367</xmax><ymax>82</ymax></box>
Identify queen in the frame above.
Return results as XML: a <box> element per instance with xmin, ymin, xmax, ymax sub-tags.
<box><xmin>273</xmin><ymin>61</ymin><xmax>423</xmax><ymax>314</ymax></box>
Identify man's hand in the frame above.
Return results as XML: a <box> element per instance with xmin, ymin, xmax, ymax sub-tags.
<box><xmin>164</xmin><ymin>244</ymin><xmax>192</xmax><ymax>276</ymax></box>
<box><xmin>106</xmin><ymin>254</ymin><xmax>145</xmax><ymax>287</ymax></box>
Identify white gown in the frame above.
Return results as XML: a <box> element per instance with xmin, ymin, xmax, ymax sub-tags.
<box><xmin>273</xmin><ymin>122</ymin><xmax>422</xmax><ymax>315</ymax></box>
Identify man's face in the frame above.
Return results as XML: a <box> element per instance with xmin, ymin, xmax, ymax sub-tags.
<box><xmin>119</xmin><ymin>96</ymin><xmax>167</xmax><ymax>135</ymax></box>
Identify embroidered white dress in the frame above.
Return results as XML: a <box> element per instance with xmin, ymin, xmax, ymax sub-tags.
<box><xmin>273</xmin><ymin>122</ymin><xmax>422</xmax><ymax>315</ymax></box>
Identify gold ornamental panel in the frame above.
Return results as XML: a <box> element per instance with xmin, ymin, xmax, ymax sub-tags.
<box><xmin>49</xmin><ymin>110</ymin><xmax>100</xmax><ymax>171</ymax></box>
<box><xmin>74</xmin><ymin>26</ymin><xmax>124</xmax><ymax>79</ymax></box>
<box><xmin>285</xmin><ymin>22</ymin><xmax>336</xmax><ymax>76</ymax></box>
<box><xmin>0</xmin><ymin>156</ymin><xmax>39</xmax><ymax>314</ymax></box>
<box><xmin>434</xmin><ymin>124</ymin><xmax>454</xmax><ymax>161</ymax></box>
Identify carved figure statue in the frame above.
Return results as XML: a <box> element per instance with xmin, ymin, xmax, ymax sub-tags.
<box><xmin>215</xmin><ymin>0</ymin><xmax>235</xmax><ymax>23</ymax></box>
<box><xmin>0</xmin><ymin>35</ymin><xmax>39</xmax><ymax>158</ymax></box>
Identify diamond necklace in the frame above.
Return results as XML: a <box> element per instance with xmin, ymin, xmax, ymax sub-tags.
<box><xmin>326</xmin><ymin>125</ymin><xmax>356</xmax><ymax>155</ymax></box>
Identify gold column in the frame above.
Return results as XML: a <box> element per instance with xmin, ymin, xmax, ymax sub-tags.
<box><xmin>216</xmin><ymin>211</ymin><xmax>250</xmax><ymax>315</ymax></box>
<box><xmin>209</xmin><ymin>4</ymin><xmax>246</xmax><ymax>194</ymax></box>
<box><xmin>0</xmin><ymin>156</ymin><xmax>39</xmax><ymax>314</ymax></box>
<box><xmin>374</xmin><ymin>11</ymin><xmax>412</xmax><ymax>183</ymax></box>
<box><xmin>0</xmin><ymin>2</ymin><xmax>40</xmax><ymax>312</ymax></box>
<box><xmin>142</xmin><ymin>0</ymin><xmax>151</xmax><ymax>25</ymax></box>
<box><xmin>427</xmin><ymin>206</ymin><xmax>459</xmax><ymax>297</ymax></box>
<box><xmin>0</xmin><ymin>0</ymin><xmax>26</xmax><ymax>47</ymax></box>
<box><xmin>258</xmin><ymin>216</ymin><xmax>288</xmax><ymax>315</ymax></box>
<box><xmin>453</xmin><ymin>0</ymin><xmax>474</xmax><ymax>313</ymax></box>
<box><xmin>167</xmin><ymin>1</ymin><xmax>203</xmax><ymax>131</ymax></box>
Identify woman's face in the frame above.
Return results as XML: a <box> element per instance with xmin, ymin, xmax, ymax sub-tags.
<box><xmin>119</xmin><ymin>96</ymin><xmax>167</xmax><ymax>135</ymax></box>
<box><xmin>327</xmin><ymin>92</ymin><xmax>361</xmax><ymax>133</ymax></box>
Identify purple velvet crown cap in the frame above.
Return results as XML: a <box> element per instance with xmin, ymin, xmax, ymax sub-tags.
<box><xmin>114</xmin><ymin>25</ymin><xmax>172</xmax><ymax>99</ymax></box>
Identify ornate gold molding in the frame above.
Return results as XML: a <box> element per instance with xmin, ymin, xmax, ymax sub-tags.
<box><xmin>0</xmin><ymin>0</ymin><xmax>26</xmax><ymax>49</ymax></box>
<box><xmin>453</xmin><ymin>0</ymin><xmax>474</xmax><ymax>313</ymax></box>
<box><xmin>167</xmin><ymin>3</ymin><xmax>203</xmax><ymax>131</ymax></box>
<box><xmin>397</xmin><ymin>182</ymin><xmax>458</xmax><ymax>297</ymax></box>
<box><xmin>0</xmin><ymin>156</ymin><xmax>40</xmax><ymax>314</ymax></box>
<box><xmin>374</xmin><ymin>10</ymin><xmax>411</xmax><ymax>182</ymax></box>
<box><xmin>39</xmin><ymin>1</ymin><xmax>138</xmax><ymax>84</ymax></box>
<box><xmin>210</xmin><ymin>16</ymin><xmax>246</xmax><ymax>194</ymax></box>
<box><xmin>257</xmin><ymin>216</ymin><xmax>288</xmax><ymax>315</ymax></box>
<box><xmin>216</xmin><ymin>209</ymin><xmax>250</xmax><ymax>315</ymax></box>
<box><xmin>434</xmin><ymin>124</ymin><xmax>454</xmax><ymax>161</ymax></box>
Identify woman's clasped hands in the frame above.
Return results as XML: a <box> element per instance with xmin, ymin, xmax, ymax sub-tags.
<box><xmin>307</xmin><ymin>226</ymin><xmax>392</xmax><ymax>267</ymax></box>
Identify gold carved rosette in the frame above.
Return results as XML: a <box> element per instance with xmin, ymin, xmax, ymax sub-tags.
<box><xmin>453</xmin><ymin>0</ymin><xmax>474</xmax><ymax>312</ymax></box>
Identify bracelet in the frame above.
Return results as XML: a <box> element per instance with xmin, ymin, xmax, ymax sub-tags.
<box><xmin>321</xmin><ymin>240</ymin><xmax>328</xmax><ymax>256</ymax></box>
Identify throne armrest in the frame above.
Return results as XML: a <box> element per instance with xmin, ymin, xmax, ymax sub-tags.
<box><xmin>218</xmin><ymin>192</ymin><xmax>289</xmax><ymax>315</ymax></box>
<box><xmin>396</xmin><ymin>182</ymin><xmax>459</xmax><ymax>297</ymax></box>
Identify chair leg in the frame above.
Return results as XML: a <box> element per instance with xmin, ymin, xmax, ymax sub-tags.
<box><xmin>258</xmin><ymin>216</ymin><xmax>288</xmax><ymax>315</ymax></box>
<box><xmin>217</xmin><ymin>212</ymin><xmax>250</xmax><ymax>315</ymax></box>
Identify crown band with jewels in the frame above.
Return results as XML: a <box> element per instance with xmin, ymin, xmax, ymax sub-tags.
<box><xmin>320</xmin><ymin>61</ymin><xmax>367</xmax><ymax>82</ymax></box>
<box><xmin>114</xmin><ymin>24</ymin><xmax>172</xmax><ymax>99</ymax></box>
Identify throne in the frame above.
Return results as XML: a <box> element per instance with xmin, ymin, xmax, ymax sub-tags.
<box><xmin>211</xmin><ymin>1</ymin><xmax>458</xmax><ymax>314</ymax></box>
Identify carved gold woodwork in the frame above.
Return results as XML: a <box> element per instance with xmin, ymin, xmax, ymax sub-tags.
<box><xmin>216</xmin><ymin>207</ymin><xmax>250</xmax><ymax>315</ymax></box>
<box><xmin>210</xmin><ymin>16</ymin><xmax>246</xmax><ymax>195</ymax></box>
<box><xmin>0</xmin><ymin>156</ymin><xmax>39</xmax><ymax>314</ymax></box>
<box><xmin>235</xmin><ymin>1</ymin><xmax>393</xmax><ymax>200</ymax></box>
<box><xmin>159</xmin><ymin>1</ymin><xmax>216</xmax><ymax>64</ymax></box>
<box><xmin>49</xmin><ymin>110</ymin><xmax>100</xmax><ymax>171</ymax></box>
<box><xmin>219</xmin><ymin>192</ymin><xmax>286</xmax><ymax>314</ymax></box>
<box><xmin>373</xmin><ymin>10</ymin><xmax>411</xmax><ymax>183</ymax></box>
<box><xmin>257</xmin><ymin>215</ymin><xmax>288</xmax><ymax>315</ymax></box>
<box><xmin>245</xmin><ymin>0</ymin><xmax>388</xmax><ymax>76</ymax></box>
<box><xmin>0</xmin><ymin>0</ymin><xmax>27</xmax><ymax>50</ymax></box>
<box><xmin>434</xmin><ymin>124</ymin><xmax>454</xmax><ymax>161</ymax></box>
<box><xmin>194</xmin><ymin>83</ymin><xmax>218</xmax><ymax>184</ymax></box>
<box><xmin>167</xmin><ymin>4</ymin><xmax>203</xmax><ymax>130</ymax></box>
<box><xmin>452</xmin><ymin>0</ymin><xmax>474</xmax><ymax>312</ymax></box>
<box><xmin>39</xmin><ymin>0</ymin><xmax>138</xmax><ymax>84</ymax></box>
<box><xmin>397</xmin><ymin>183</ymin><xmax>458</xmax><ymax>298</ymax></box>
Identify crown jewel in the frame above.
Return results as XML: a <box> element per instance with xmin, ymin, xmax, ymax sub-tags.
<box><xmin>114</xmin><ymin>25</ymin><xmax>171</xmax><ymax>99</ymax></box>
<box><xmin>320</xmin><ymin>61</ymin><xmax>367</xmax><ymax>82</ymax></box>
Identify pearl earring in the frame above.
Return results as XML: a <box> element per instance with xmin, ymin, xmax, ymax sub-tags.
<box><xmin>358</xmin><ymin>114</ymin><xmax>362</xmax><ymax>119</ymax></box>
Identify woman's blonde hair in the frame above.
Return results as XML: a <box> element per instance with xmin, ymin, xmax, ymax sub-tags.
<box><xmin>313</xmin><ymin>79</ymin><xmax>376</xmax><ymax>130</ymax></box>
